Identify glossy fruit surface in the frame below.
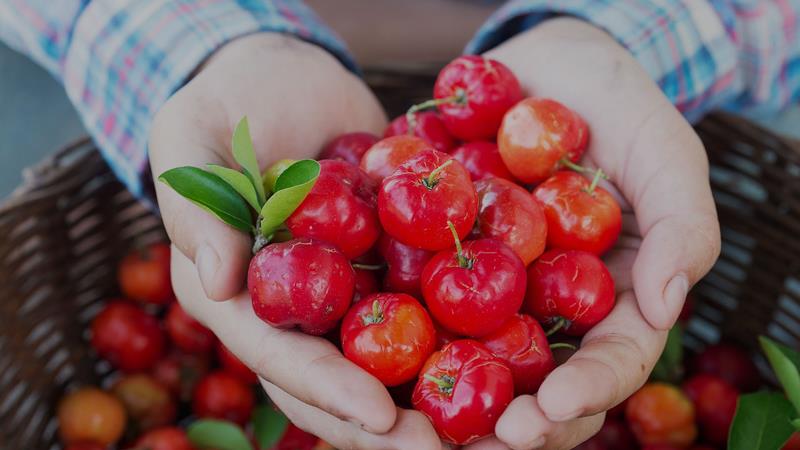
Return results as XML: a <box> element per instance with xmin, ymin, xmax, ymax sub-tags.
<box><xmin>378</xmin><ymin>234</ymin><xmax>434</xmax><ymax>298</ymax></box>
<box><xmin>574</xmin><ymin>418</ymin><xmax>637</xmax><ymax>450</ymax></box>
<box><xmin>526</xmin><ymin>249</ymin><xmax>615</xmax><ymax>336</ymax></box>
<box><xmin>360</xmin><ymin>135</ymin><xmax>430</xmax><ymax>182</ymax></box>
<box><xmin>378</xmin><ymin>149</ymin><xmax>478</xmax><ymax>251</ymax></box>
<box><xmin>434</xmin><ymin>55</ymin><xmax>523</xmax><ymax>141</ymax></box>
<box><xmin>58</xmin><ymin>388</ymin><xmax>127</xmax><ymax>446</ymax></box>
<box><xmin>691</xmin><ymin>343</ymin><xmax>761</xmax><ymax>392</ymax></box>
<box><xmin>480</xmin><ymin>314</ymin><xmax>555</xmax><ymax>394</ymax></box>
<box><xmin>217</xmin><ymin>341</ymin><xmax>257</xmax><ymax>384</ymax></box>
<box><xmin>118</xmin><ymin>242</ymin><xmax>172</xmax><ymax>305</ymax></box>
<box><xmin>474</xmin><ymin>177</ymin><xmax>547</xmax><ymax>265</ymax></box>
<box><xmin>193</xmin><ymin>371</ymin><xmax>254</xmax><ymax>425</ymax></box>
<box><xmin>626</xmin><ymin>383</ymin><xmax>697</xmax><ymax>447</ymax></box>
<box><xmin>151</xmin><ymin>350</ymin><xmax>210</xmax><ymax>402</ymax></box>
<box><xmin>130</xmin><ymin>427</ymin><xmax>195</xmax><ymax>450</ymax></box>
<box><xmin>111</xmin><ymin>374</ymin><xmax>176</xmax><ymax>432</ymax></box>
<box><xmin>384</xmin><ymin>112</ymin><xmax>456</xmax><ymax>154</ymax></box>
<box><xmin>341</xmin><ymin>293</ymin><xmax>435</xmax><ymax>386</ymax></box>
<box><xmin>532</xmin><ymin>171</ymin><xmax>621</xmax><ymax>256</ymax></box>
<box><xmin>450</xmin><ymin>141</ymin><xmax>516</xmax><ymax>182</ymax></box>
<box><xmin>682</xmin><ymin>374</ymin><xmax>739</xmax><ymax>446</ymax></box>
<box><xmin>352</xmin><ymin>268</ymin><xmax>379</xmax><ymax>303</ymax></box>
<box><xmin>286</xmin><ymin>159</ymin><xmax>379</xmax><ymax>259</ymax></box>
<box><xmin>248</xmin><ymin>238</ymin><xmax>355</xmax><ymax>335</ymax></box>
<box><xmin>165</xmin><ymin>302</ymin><xmax>215</xmax><ymax>354</ymax></box>
<box><xmin>91</xmin><ymin>300</ymin><xmax>165</xmax><ymax>371</ymax></box>
<box><xmin>498</xmin><ymin>98</ymin><xmax>589</xmax><ymax>183</ymax></box>
<box><xmin>318</xmin><ymin>132</ymin><xmax>380</xmax><ymax>165</ymax></box>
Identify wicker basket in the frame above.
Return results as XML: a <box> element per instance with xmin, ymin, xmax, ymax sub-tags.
<box><xmin>1</xmin><ymin>71</ymin><xmax>799</xmax><ymax>450</ymax></box>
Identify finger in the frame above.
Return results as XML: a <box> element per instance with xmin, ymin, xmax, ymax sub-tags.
<box><xmin>171</xmin><ymin>248</ymin><xmax>397</xmax><ymax>433</ymax></box>
<box><xmin>264</xmin><ymin>380</ymin><xmax>444</xmax><ymax>450</ymax></box>
<box><xmin>537</xmin><ymin>292</ymin><xmax>667</xmax><ymax>422</ymax></box>
<box><xmin>463</xmin><ymin>436</ymin><xmax>510</xmax><ymax>450</ymax></box>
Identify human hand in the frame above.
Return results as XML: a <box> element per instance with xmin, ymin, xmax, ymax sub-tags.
<box><xmin>463</xmin><ymin>18</ymin><xmax>721</xmax><ymax>449</ymax></box>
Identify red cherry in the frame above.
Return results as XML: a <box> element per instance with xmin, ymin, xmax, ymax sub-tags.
<box><xmin>360</xmin><ymin>135</ymin><xmax>430</xmax><ymax>182</ymax></box>
<box><xmin>412</xmin><ymin>339</ymin><xmax>514</xmax><ymax>445</ymax></box>
<box><xmin>784</xmin><ymin>433</ymin><xmax>800</xmax><ymax>450</ymax></box>
<box><xmin>117</xmin><ymin>243</ymin><xmax>173</xmax><ymax>305</ymax></box>
<box><xmin>352</xmin><ymin>267</ymin><xmax>379</xmax><ymax>303</ymax></box>
<box><xmin>151</xmin><ymin>350</ymin><xmax>211</xmax><ymax>402</ymax></box>
<box><xmin>193</xmin><ymin>371</ymin><xmax>254</xmax><ymax>425</ymax></box>
<box><xmin>474</xmin><ymin>177</ymin><xmax>547</xmax><ymax>265</ymax></box>
<box><xmin>683</xmin><ymin>374</ymin><xmax>739</xmax><ymax>446</ymax></box>
<box><xmin>318</xmin><ymin>132</ymin><xmax>380</xmax><ymax>165</ymax></box>
<box><xmin>248</xmin><ymin>238</ymin><xmax>355</xmax><ymax>335</ymax></box>
<box><xmin>129</xmin><ymin>427</ymin><xmax>195</xmax><ymax>450</ymax></box>
<box><xmin>574</xmin><ymin>418</ymin><xmax>637</xmax><ymax>450</ymax></box>
<box><xmin>273</xmin><ymin>424</ymin><xmax>322</xmax><ymax>450</ymax></box>
<box><xmin>532</xmin><ymin>171</ymin><xmax>621</xmax><ymax>256</ymax></box>
<box><xmin>287</xmin><ymin>160</ymin><xmax>379</xmax><ymax>259</ymax></box>
<box><xmin>217</xmin><ymin>341</ymin><xmax>257</xmax><ymax>384</ymax></box>
<box><xmin>691</xmin><ymin>343</ymin><xmax>761</xmax><ymax>392</ymax></box>
<box><xmin>526</xmin><ymin>249</ymin><xmax>615</xmax><ymax>336</ymax></box>
<box><xmin>498</xmin><ymin>98</ymin><xmax>589</xmax><ymax>184</ymax></box>
<box><xmin>422</xmin><ymin>233</ymin><xmax>526</xmax><ymax>337</ymax></box>
<box><xmin>384</xmin><ymin>111</ymin><xmax>456</xmax><ymax>153</ymax></box>
<box><xmin>165</xmin><ymin>302</ymin><xmax>215</xmax><ymax>354</ymax></box>
<box><xmin>433</xmin><ymin>55</ymin><xmax>523</xmax><ymax>141</ymax></box>
<box><xmin>378</xmin><ymin>149</ymin><xmax>478</xmax><ymax>251</ymax></box>
<box><xmin>480</xmin><ymin>314</ymin><xmax>555</xmax><ymax>394</ymax></box>
<box><xmin>378</xmin><ymin>234</ymin><xmax>434</xmax><ymax>298</ymax></box>
<box><xmin>91</xmin><ymin>300</ymin><xmax>165</xmax><ymax>372</ymax></box>
<box><xmin>433</xmin><ymin>319</ymin><xmax>460</xmax><ymax>350</ymax></box>
<box><xmin>341</xmin><ymin>293</ymin><xmax>435</xmax><ymax>386</ymax></box>
<box><xmin>450</xmin><ymin>141</ymin><xmax>517</xmax><ymax>182</ymax></box>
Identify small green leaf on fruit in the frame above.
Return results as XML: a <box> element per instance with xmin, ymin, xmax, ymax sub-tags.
<box><xmin>207</xmin><ymin>164</ymin><xmax>260</xmax><ymax>211</ymax></box>
<box><xmin>259</xmin><ymin>159</ymin><xmax>320</xmax><ymax>238</ymax></box>
<box><xmin>792</xmin><ymin>417</ymin><xmax>800</xmax><ymax>431</ymax></box>
<box><xmin>232</xmin><ymin>117</ymin><xmax>267</xmax><ymax>204</ymax></box>
<box><xmin>159</xmin><ymin>167</ymin><xmax>253</xmax><ymax>232</ymax></box>
<box><xmin>760</xmin><ymin>336</ymin><xmax>800</xmax><ymax>415</ymax></box>
<box><xmin>187</xmin><ymin>419</ymin><xmax>254</xmax><ymax>450</ymax></box>
<box><xmin>253</xmin><ymin>405</ymin><xmax>289</xmax><ymax>449</ymax></box>
<box><xmin>729</xmin><ymin>391</ymin><xmax>796</xmax><ymax>450</ymax></box>
<box><xmin>651</xmin><ymin>324</ymin><xmax>683</xmax><ymax>383</ymax></box>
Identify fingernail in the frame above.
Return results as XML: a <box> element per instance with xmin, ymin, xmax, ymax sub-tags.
<box><xmin>529</xmin><ymin>436</ymin><xmax>546</xmax><ymax>448</ymax></box>
<box><xmin>196</xmin><ymin>244</ymin><xmax>220</xmax><ymax>298</ymax></box>
<box><xmin>664</xmin><ymin>273</ymin><xmax>689</xmax><ymax>320</ymax></box>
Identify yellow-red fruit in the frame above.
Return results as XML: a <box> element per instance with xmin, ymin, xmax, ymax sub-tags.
<box><xmin>58</xmin><ymin>388</ymin><xmax>127</xmax><ymax>446</ymax></box>
<box><xmin>626</xmin><ymin>383</ymin><xmax>697</xmax><ymax>448</ymax></box>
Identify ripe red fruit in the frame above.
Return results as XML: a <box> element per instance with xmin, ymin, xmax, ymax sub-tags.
<box><xmin>474</xmin><ymin>177</ymin><xmax>547</xmax><ymax>265</ymax></box>
<box><xmin>433</xmin><ymin>55</ymin><xmax>523</xmax><ymax>141</ymax></box>
<box><xmin>217</xmin><ymin>341</ymin><xmax>257</xmax><ymax>384</ymax></box>
<box><xmin>450</xmin><ymin>141</ymin><xmax>517</xmax><ymax>182</ymax></box>
<box><xmin>526</xmin><ymin>249</ymin><xmax>615</xmax><ymax>336</ymax></box>
<box><xmin>479</xmin><ymin>314</ymin><xmax>555</xmax><ymax>394</ymax></box>
<box><xmin>532</xmin><ymin>171</ymin><xmax>622</xmax><ymax>256</ymax></box>
<box><xmin>574</xmin><ymin>418</ymin><xmax>637</xmax><ymax>450</ymax></box>
<box><xmin>118</xmin><ymin>243</ymin><xmax>173</xmax><ymax>305</ymax></box>
<box><xmin>412</xmin><ymin>340</ymin><xmax>514</xmax><ymax>445</ymax></box>
<box><xmin>193</xmin><ymin>371</ymin><xmax>255</xmax><ymax>425</ymax></box>
<box><xmin>626</xmin><ymin>383</ymin><xmax>697</xmax><ymax>448</ymax></box>
<box><xmin>58</xmin><ymin>388</ymin><xmax>127</xmax><ymax>446</ymax></box>
<box><xmin>341</xmin><ymin>293</ymin><xmax>435</xmax><ymax>386</ymax></box>
<box><xmin>130</xmin><ymin>427</ymin><xmax>195</xmax><ymax>450</ymax></box>
<box><xmin>360</xmin><ymin>135</ymin><xmax>430</xmax><ymax>182</ymax></box>
<box><xmin>691</xmin><ymin>343</ymin><xmax>761</xmax><ymax>392</ymax></box>
<box><xmin>318</xmin><ymin>132</ymin><xmax>380</xmax><ymax>165</ymax></box>
<box><xmin>682</xmin><ymin>374</ymin><xmax>739</xmax><ymax>446</ymax></box>
<box><xmin>498</xmin><ymin>98</ymin><xmax>589</xmax><ymax>184</ymax></box>
<box><xmin>784</xmin><ymin>433</ymin><xmax>800</xmax><ymax>450</ymax></box>
<box><xmin>151</xmin><ymin>350</ymin><xmax>210</xmax><ymax>402</ymax></box>
<box><xmin>165</xmin><ymin>302</ymin><xmax>215</xmax><ymax>354</ymax></box>
<box><xmin>273</xmin><ymin>424</ymin><xmax>323</xmax><ymax>450</ymax></box>
<box><xmin>111</xmin><ymin>374</ymin><xmax>176</xmax><ymax>432</ymax></box>
<box><xmin>91</xmin><ymin>300</ymin><xmax>165</xmax><ymax>371</ymax></box>
<box><xmin>287</xmin><ymin>159</ymin><xmax>380</xmax><ymax>259</ymax></box>
<box><xmin>248</xmin><ymin>238</ymin><xmax>355</xmax><ymax>335</ymax></box>
<box><xmin>378</xmin><ymin>234</ymin><xmax>434</xmax><ymax>298</ymax></box>
<box><xmin>378</xmin><ymin>149</ymin><xmax>478</xmax><ymax>251</ymax></box>
<box><xmin>384</xmin><ymin>111</ymin><xmax>456</xmax><ymax>154</ymax></box>
<box><xmin>352</xmin><ymin>268</ymin><xmax>379</xmax><ymax>303</ymax></box>
<box><xmin>433</xmin><ymin>320</ymin><xmax>460</xmax><ymax>350</ymax></box>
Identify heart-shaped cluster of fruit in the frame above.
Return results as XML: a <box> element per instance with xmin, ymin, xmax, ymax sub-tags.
<box><xmin>161</xmin><ymin>55</ymin><xmax>623</xmax><ymax>445</ymax></box>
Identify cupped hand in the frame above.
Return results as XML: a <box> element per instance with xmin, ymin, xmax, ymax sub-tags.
<box><xmin>466</xmin><ymin>17</ymin><xmax>721</xmax><ymax>449</ymax></box>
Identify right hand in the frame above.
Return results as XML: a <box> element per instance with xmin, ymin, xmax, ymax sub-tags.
<box><xmin>149</xmin><ymin>33</ymin><xmax>442</xmax><ymax>449</ymax></box>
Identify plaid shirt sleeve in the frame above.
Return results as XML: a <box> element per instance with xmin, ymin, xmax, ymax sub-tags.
<box><xmin>466</xmin><ymin>0</ymin><xmax>800</xmax><ymax>123</ymax></box>
<box><xmin>0</xmin><ymin>0</ymin><xmax>354</xmax><ymax>200</ymax></box>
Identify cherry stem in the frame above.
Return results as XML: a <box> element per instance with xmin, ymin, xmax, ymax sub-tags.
<box><xmin>559</xmin><ymin>157</ymin><xmax>590</xmax><ymax>173</ymax></box>
<box><xmin>352</xmin><ymin>263</ymin><xmax>386</xmax><ymax>271</ymax></box>
<box><xmin>405</xmin><ymin>90</ymin><xmax>467</xmax><ymax>133</ymax></box>
<box><xmin>447</xmin><ymin>220</ymin><xmax>472</xmax><ymax>269</ymax></box>
<box><xmin>550</xmin><ymin>342</ymin><xmax>578</xmax><ymax>351</ymax></box>
<box><xmin>545</xmin><ymin>317</ymin><xmax>566</xmax><ymax>337</ymax></box>
<box><xmin>423</xmin><ymin>373</ymin><xmax>455</xmax><ymax>395</ymax></box>
<box><xmin>586</xmin><ymin>168</ymin><xmax>605</xmax><ymax>194</ymax></box>
<box><xmin>362</xmin><ymin>300</ymin><xmax>384</xmax><ymax>326</ymax></box>
<box><xmin>423</xmin><ymin>159</ymin><xmax>453</xmax><ymax>189</ymax></box>
<box><xmin>559</xmin><ymin>158</ymin><xmax>608</xmax><ymax>191</ymax></box>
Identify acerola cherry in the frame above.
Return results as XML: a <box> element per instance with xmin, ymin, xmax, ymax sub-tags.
<box><xmin>118</xmin><ymin>242</ymin><xmax>173</xmax><ymax>305</ymax></box>
<box><xmin>533</xmin><ymin>171</ymin><xmax>622</xmax><ymax>256</ymax></box>
<box><xmin>131</xmin><ymin>427</ymin><xmax>195</xmax><ymax>450</ymax></box>
<box><xmin>378</xmin><ymin>149</ymin><xmax>478</xmax><ymax>251</ymax></box>
<box><xmin>352</xmin><ymin>268</ymin><xmax>379</xmax><ymax>303</ymax></box>
<box><xmin>91</xmin><ymin>300</ymin><xmax>165</xmax><ymax>372</ymax></box>
<box><xmin>433</xmin><ymin>55</ymin><xmax>523</xmax><ymax>141</ymax></box>
<box><xmin>193</xmin><ymin>371</ymin><xmax>255</xmax><ymax>425</ymax></box>
<box><xmin>58</xmin><ymin>388</ymin><xmax>127</xmax><ymax>446</ymax></box>
<box><xmin>480</xmin><ymin>314</ymin><xmax>555</xmax><ymax>394</ymax></box>
<box><xmin>412</xmin><ymin>340</ymin><xmax>514</xmax><ymax>445</ymax></box>
<box><xmin>498</xmin><ymin>98</ymin><xmax>589</xmax><ymax>183</ymax></box>
<box><xmin>784</xmin><ymin>433</ymin><xmax>800</xmax><ymax>450</ymax></box>
<box><xmin>286</xmin><ymin>159</ymin><xmax>380</xmax><ymax>259</ymax></box>
<box><xmin>474</xmin><ymin>177</ymin><xmax>547</xmax><ymax>265</ymax></box>
<box><xmin>451</xmin><ymin>141</ymin><xmax>516</xmax><ymax>182</ymax></box>
<box><xmin>248</xmin><ymin>238</ymin><xmax>355</xmax><ymax>335</ymax></box>
<box><xmin>422</xmin><ymin>228</ymin><xmax>526</xmax><ymax>337</ymax></box>
<box><xmin>691</xmin><ymin>343</ymin><xmax>761</xmax><ymax>392</ymax></box>
<box><xmin>378</xmin><ymin>234</ymin><xmax>434</xmax><ymax>298</ymax></box>
<box><xmin>111</xmin><ymin>374</ymin><xmax>176</xmax><ymax>432</ymax></box>
<box><xmin>433</xmin><ymin>320</ymin><xmax>460</xmax><ymax>350</ymax></box>
<box><xmin>274</xmin><ymin>424</ymin><xmax>325</xmax><ymax>450</ymax></box>
<box><xmin>626</xmin><ymin>383</ymin><xmax>697</xmax><ymax>448</ymax></box>
<box><xmin>574</xmin><ymin>418</ymin><xmax>637</xmax><ymax>450</ymax></box>
<box><xmin>384</xmin><ymin>111</ymin><xmax>456</xmax><ymax>154</ymax></box>
<box><xmin>151</xmin><ymin>350</ymin><xmax>211</xmax><ymax>402</ymax></box>
<box><xmin>341</xmin><ymin>293</ymin><xmax>435</xmax><ymax>386</ymax></box>
<box><xmin>360</xmin><ymin>135</ymin><xmax>430</xmax><ymax>182</ymax></box>
<box><xmin>217</xmin><ymin>341</ymin><xmax>257</xmax><ymax>384</ymax></box>
<box><xmin>682</xmin><ymin>374</ymin><xmax>739</xmax><ymax>446</ymax></box>
<box><xmin>318</xmin><ymin>132</ymin><xmax>380</xmax><ymax>165</ymax></box>
<box><xmin>526</xmin><ymin>249</ymin><xmax>615</xmax><ymax>336</ymax></box>
<box><xmin>165</xmin><ymin>302</ymin><xmax>215</xmax><ymax>354</ymax></box>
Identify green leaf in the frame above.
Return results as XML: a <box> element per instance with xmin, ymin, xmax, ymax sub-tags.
<box><xmin>259</xmin><ymin>160</ymin><xmax>320</xmax><ymax>238</ymax></box>
<box><xmin>253</xmin><ymin>405</ymin><xmax>289</xmax><ymax>449</ymax></box>
<box><xmin>207</xmin><ymin>164</ymin><xmax>260</xmax><ymax>211</ymax></box>
<box><xmin>159</xmin><ymin>167</ymin><xmax>253</xmax><ymax>232</ymax></box>
<box><xmin>232</xmin><ymin>117</ymin><xmax>267</xmax><ymax>205</ymax></box>
<box><xmin>792</xmin><ymin>417</ymin><xmax>800</xmax><ymax>431</ymax></box>
<box><xmin>187</xmin><ymin>419</ymin><xmax>254</xmax><ymax>450</ymax></box>
<box><xmin>729</xmin><ymin>391</ymin><xmax>796</xmax><ymax>450</ymax></box>
<box><xmin>760</xmin><ymin>336</ymin><xmax>800</xmax><ymax>415</ymax></box>
<box><xmin>651</xmin><ymin>324</ymin><xmax>683</xmax><ymax>383</ymax></box>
